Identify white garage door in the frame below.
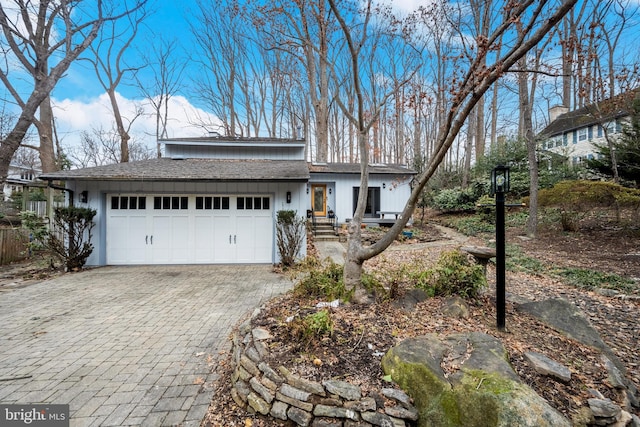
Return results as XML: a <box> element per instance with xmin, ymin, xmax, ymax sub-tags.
<box><xmin>107</xmin><ymin>194</ymin><xmax>273</xmax><ymax>264</ymax></box>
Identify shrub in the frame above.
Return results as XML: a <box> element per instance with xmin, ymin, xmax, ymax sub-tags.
<box><xmin>412</xmin><ymin>249</ymin><xmax>486</xmax><ymax>298</ymax></box>
<box><xmin>22</xmin><ymin>206</ymin><xmax>96</xmax><ymax>271</ymax></box>
<box><xmin>294</xmin><ymin>261</ymin><xmax>351</xmax><ymax>301</ymax></box>
<box><xmin>276</xmin><ymin>210</ymin><xmax>306</xmax><ymax>267</ymax></box>
<box><xmin>430</xmin><ymin>183</ymin><xmax>484</xmax><ymax>213</ymax></box>
<box><xmin>537</xmin><ymin>180</ymin><xmax>640</xmax><ymax>231</ymax></box>
<box><xmin>289</xmin><ymin>309</ymin><xmax>334</xmax><ymax>347</ymax></box>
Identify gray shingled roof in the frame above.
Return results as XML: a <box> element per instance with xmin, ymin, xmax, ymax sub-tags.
<box><xmin>308</xmin><ymin>162</ymin><xmax>415</xmax><ymax>175</ymax></box>
<box><xmin>538</xmin><ymin>88</ymin><xmax>640</xmax><ymax>137</ymax></box>
<box><xmin>39</xmin><ymin>158</ymin><xmax>310</xmax><ymax>182</ymax></box>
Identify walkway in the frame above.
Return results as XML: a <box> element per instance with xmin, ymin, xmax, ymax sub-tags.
<box><xmin>0</xmin><ymin>265</ymin><xmax>292</xmax><ymax>426</ymax></box>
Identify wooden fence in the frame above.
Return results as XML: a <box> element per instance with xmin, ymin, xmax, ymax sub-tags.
<box><xmin>0</xmin><ymin>227</ymin><xmax>29</xmax><ymax>265</ymax></box>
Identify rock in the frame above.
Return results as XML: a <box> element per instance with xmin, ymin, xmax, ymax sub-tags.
<box><xmin>288</xmin><ymin>406</ymin><xmax>313</xmax><ymax>427</ymax></box>
<box><xmin>270</xmin><ymin>400</ymin><xmax>288</xmax><ymax>421</ymax></box>
<box><xmin>344</xmin><ymin>397</ymin><xmax>377</xmax><ymax>412</ymax></box>
<box><xmin>323</xmin><ymin>379</ymin><xmax>362</xmax><ymax>401</ymax></box>
<box><xmin>612</xmin><ymin>410</ymin><xmax>633</xmax><ymax>427</ymax></box>
<box><xmin>361</xmin><ymin>411</ymin><xmax>395</xmax><ymax>426</ymax></box>
<box><xmin>252</xmin><ymin>327</ymin><xmax>272</xmax><ymax>341</ymax></box>
<box><xmin>517</xmin><ymin>299</ymin><xmax>608</xmax><ymax>353</ymax></box>
<box><xmin>240</xmin><ymin>354</ymin><xmax>261</xmax><ymax>376</ymax></box>
<box><xmin>381</xmin><ymin>333</ymin><xmax>570</xmax><ymax>427</ymax></box>
<box><xmin>234</xmin><ymin>380</ymin><xmax>251</xmax><ymax>400</ymax></box>
<box><xmin>313</xmin><ymin>404</ymin><xmax>359</xmax><ymax>421</ymax></box>
<box><xmin>249</xmin><ymin>377</ymin><xmax>274</xmax><ymax>404</ymax></box>
<box><xmin>259</xmin><ymin>361</ymin><xmax>284</xmax><ymax>384</ymax></box>
<box><xmin>245</xmin><ymin>345</ymin><xmax>261</xmax><ymax>363</ymax></box>
<box><xmin>254</xmin><ymin>339</ymin><xmax>270</xmax><ymax>359</ymax></box>
<box><xmin>312</xmin><ymin>418</ymin><xmax>343</xmax><ymax>427</ymax></box>
<box><xmin>247</xmin><ymin>392</ymin><xmax>270</xmax><ymax>415</ymax></box>
<box><xmin>276</xmin><ymin>392</ymin><xmax>314</xmax><ymax>412</ymax></box>
<box><xmin>602</xmin><ymin>355</ymin><xmax>627</xmax><ymax>390</ymax></box>
<box><xmin>392</xmin><ymin>289</ymin><xmax>428</xmax><ymax>312</ymax></box>
<box><xmin>571</xmin><ymin>406</ymin><xmax>594</xmax><ymax>427</ymax></box>
<box><xmin>279</xmin><ymin>366</ymin><xmax>326</xmax><ymax>396</ymax></box>
<box><xmin>441</xmin><ymin>296</ymin><xmax>469</xmax><ymax>319</ymax></box>
<box><xmin>381</xmin><ymin>388</ymin><xmax>412</xmax><ymax>407</ymax></box>
<box><xmin>588</xmin><ymin>398</ymin><xmax>622</xmax><ymax>419</ymax></box>
<box><xmin>524</xmin><ymin>351</ymin><xmax>572</xmax><ymax>383</ymax></box>
<box><xmin>384</xmin><ymin>405</ymin><xmax>418</xmax><ymax>421</ymax></box>
<box><xmin>280</xmin><ymin>383</ymin><xmax>312</xmax><ymax>401</ymax></box>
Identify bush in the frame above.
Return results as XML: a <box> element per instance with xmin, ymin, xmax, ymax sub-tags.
<box><xmin>537</xmin><ymin>180</ymin><xmax>640</xmax><ymax>230</ymax></box>
<box><xmin>21</xmin><ymin>206</ymin><xmax>96</xmax><ymax>271</ymax></box>
<box><xmin>412</xmin><ymin>249</ymin><xmax>486</xmax><ymax>298</ymax></box>
<box><xmin>276</xmin><ymin>210</ymin><xmax>306</xmax><ymax>267</ymax></box>
<box><xmin>294</xmin><ymin>261</ymin><xmax>351</xmax><ymax>301</ymax></box>
<box><xmin>288</xmin><ymin>309</ymin><xmax>334</xmax><ymax>348</ymax></box>
<box><xmin>430</xmin><ymin>183</ymin><xmax>484</xmax><ymax>213</ymax></box>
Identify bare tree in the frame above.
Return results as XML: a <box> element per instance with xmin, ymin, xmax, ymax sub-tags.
<box><xmin>330</xmin><ymin>0</ymin><xmax>578</xmax><ymax>301</ymax></box>
<box><xmin>0</xmin><ymin>0</ymin><xmax>145</xmax><ymax>184</ymax></box>
<box><xmin>84</xmin><ymin>3</ymin><xmax>149</xmax><ymax>163</ymax></box>
<box><xmin>137</xmin><ymin>36</ymin><xmax>185</xmax><ymax>157</ymax></box>
<box><xmin>67</xmin><ymin>126</ymin><xmax>153</xmax><ymax>168</ymax></box>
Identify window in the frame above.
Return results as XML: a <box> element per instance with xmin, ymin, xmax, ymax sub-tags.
<box><xmin>597</xmin><ymin>125</ymin><xmax>603</xmax><ymax>138</ymax></box>
<box><xmin>154</xmin><ymin>196</ymin><xmax>188</xmax><ymax>210</ymax></box>
<box><xmin>195</xmin><ymin>196</ymin><xmax>230</xmax><ymax>210</ymax></box>
<box><xmin>578</xmin><ymin>128</ymin><xmax>587</xmax><ymax>142</ymax></box>
<box><xmin>236</xmin><ymin>196</ymin><xmax>270</xmax><ymax>210</ymax></box>
<box><xmin>111</xmin><ymin>196</ymin><xmax>146</xmax><ymax>210</ymax></box>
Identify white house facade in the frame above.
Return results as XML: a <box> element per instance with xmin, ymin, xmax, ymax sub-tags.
<box><xmin>3</xmin><ymin>163</ymin><xmax>41</xmax><ymax>201</ymax></box>
<box><xmin>538</xmin><ymin>89</ymin><xmax>639</xmax><ymax>167</ymax></box>
<box><xmin>39</xmin><ymin>137</ymin><xmax>414</xmax><ymax>267</ymax></box>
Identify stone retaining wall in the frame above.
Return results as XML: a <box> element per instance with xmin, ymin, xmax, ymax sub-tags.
<box><xmin>230</xmin><ymin>320</ymin><xmax>419</xmax><ymax>426</ymax></box>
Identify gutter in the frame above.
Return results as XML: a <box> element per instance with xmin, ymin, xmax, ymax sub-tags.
<box><xmin>46</xmin><ymin>179</ymin><xmax>74</xmax><ymax>206</ymax></box>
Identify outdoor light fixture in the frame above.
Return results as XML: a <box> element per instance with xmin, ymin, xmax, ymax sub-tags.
<box><xmin>328</xmin><ymin>188</ymin><xmax>332</xmax><ymax>195</ymax></box>
<box><xmin>491</xmin><ymin>165</ymin><xmax>510</xmax><ymax>195</ymax></box>
<box><xmin>80</xmin><ymin>191</ymin><xmax>88</xmax><ymax>203</ymax></box>
<box><xmin>286</xmin><ymin>191</ymin><xmax>292</xmax><ymax>203</ymax></box>
<box><xmin>306</xmin><ymin>184</ymin><xmax>309</xmax><ymax>194</ymax></box>
<box><xmin>382</xmin><ymin>183</ymin><xmax>386</xmax><ymax>189</ymax></box>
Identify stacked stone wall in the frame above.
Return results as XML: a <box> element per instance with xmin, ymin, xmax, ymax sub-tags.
<box><xmin>230</xmin><ymin>322</ymin><xmax>419</xmax><ymax>426</ymax></box>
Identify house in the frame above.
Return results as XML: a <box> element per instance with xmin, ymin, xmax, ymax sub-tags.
<box><xmin>39</xmin><ymin>137</ymin><xmax>414</xmax><ymax>266</ymax></box>
<box><xmin>538</xmin><ymin>89</ymin><xmax>640</xmax><ymax>167</ymax></box>
<box><xmin>3</xmin><ymin>163</ymin><xmax>41</xmax><ymax>201</ymax></box>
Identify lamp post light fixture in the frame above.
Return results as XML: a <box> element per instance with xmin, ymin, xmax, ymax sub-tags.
<box><xmin>491</xmin><ymin>165</ymin><xmax>510</xmax><ymax>331</ymax></box>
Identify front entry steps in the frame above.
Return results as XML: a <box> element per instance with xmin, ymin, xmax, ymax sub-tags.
<box><xmin>313</xmin><ymin>218</ymin><xmax>340</xmax><ymax>242</ymax></box>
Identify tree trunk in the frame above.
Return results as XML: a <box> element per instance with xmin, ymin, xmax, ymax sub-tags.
<box><xmin>37</xmin><ymin>95</ymin><xmax>58</xmax><ymax>173</ymax></box>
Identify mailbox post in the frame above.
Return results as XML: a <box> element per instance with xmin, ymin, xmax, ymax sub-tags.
<box><xmin>491</xmin><ymin>165</ymin><xmax>510</xmax><ymax>331</ymax></box>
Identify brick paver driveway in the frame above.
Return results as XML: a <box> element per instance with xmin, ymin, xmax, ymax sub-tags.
<box><xmin>0</xmin><ymin>265</ymin><xmax>292</xmax><ymax>426</ymax></box>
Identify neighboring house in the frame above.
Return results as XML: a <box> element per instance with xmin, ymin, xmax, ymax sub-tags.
<box><xmin>3</xmin><ymin>163</ymin><xmax>41</xmax><ymax>201</ymax></box>
<box><xmin>39</xmin><ymin>137</ymin><xmax>414</xmax><ymax>266</ymax></box>
<box><xmin>538</xmin><ymin>89</ymin><xmax>640</xmax><ymax>168</ymax></box>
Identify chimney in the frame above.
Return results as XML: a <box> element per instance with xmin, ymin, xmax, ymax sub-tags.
<box><xmin>549</xmin><ymin>105</ymin><xmax>569</xmax><ymax>122</ymax></box>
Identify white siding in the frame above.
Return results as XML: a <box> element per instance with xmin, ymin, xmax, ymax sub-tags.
<box><xmin>309</xmin><ymin>173</ymin><xmax>412</xmax><ymax>223</ymax></box>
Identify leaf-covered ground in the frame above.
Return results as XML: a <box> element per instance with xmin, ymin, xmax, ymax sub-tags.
<box><xmin>204</xmin><ymin>213</ymin><xmax>640</xmax><ymax>426</ymax></box>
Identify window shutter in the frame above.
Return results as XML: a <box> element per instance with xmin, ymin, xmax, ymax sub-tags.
<box><xmin>588</xmin><ymin>126</ymin><xmax>593</xmax><ymax>140</ymax></box>
<box><xmin>573</xmin><ymin>130</ymin><xmax>577</xmax><ymax>144</ymax></box>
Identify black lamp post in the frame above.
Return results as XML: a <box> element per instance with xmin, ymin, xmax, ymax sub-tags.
<box><xmin>491</xmin><ymin>165</ymin><xmax>510</xmax><ymax>331</ymax></box>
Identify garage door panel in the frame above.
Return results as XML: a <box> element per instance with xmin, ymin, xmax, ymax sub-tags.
<box><xmin>194</xmin><ymin>216</ymin><xmax>214</xmax><ymax>263</ymax></box>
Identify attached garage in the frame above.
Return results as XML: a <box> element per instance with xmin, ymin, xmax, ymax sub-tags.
<box><xmin>106</xmin><ymin>194</ymin><xmax>274</xmax><ymax>264</ymax></box>
<box><xmin>39</xmin><ymin>144</ymin><xmax>310</xmax><ymax>267</ymax></box>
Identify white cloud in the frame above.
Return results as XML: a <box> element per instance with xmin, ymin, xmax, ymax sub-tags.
<box><xmin>52</xmin><ymin>93</ymin><xmax>221</xmax><ymax>154</ymax></box>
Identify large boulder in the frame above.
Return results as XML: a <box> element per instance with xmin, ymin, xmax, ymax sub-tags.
<box><xmin>381</xmin><ymin>332</ymin><xmax>570</xmax><ymax>427</ymax></box>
